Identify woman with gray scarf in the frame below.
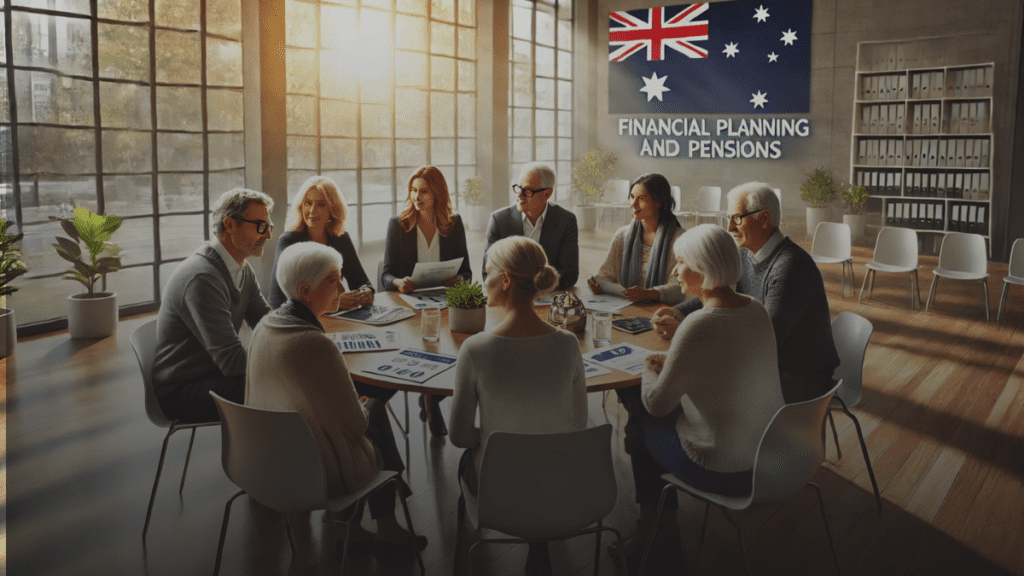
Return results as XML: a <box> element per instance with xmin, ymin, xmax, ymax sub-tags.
<box><xmin>588</xmin><ymin>173</ymin><xmax>685</xmax><ymax>303</ymax></box>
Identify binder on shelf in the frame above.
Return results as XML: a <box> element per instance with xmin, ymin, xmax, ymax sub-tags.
<box><xmin>871</xmin><ymin>171</ymin><xmax>880</xmax><ymax>194</ymax></box>
<box><xmin>955</xmin><ymin>140</ymin><xmax>965</xmax><ymax>167</ymax></box>
<box><xmin>910</xmin><ymin>172</ymin><xmax>920</xmax><ymax>197</ymax></box>
<box><xmin>895</xmin><ymin>140</ymin><xmax>904</xmax><ymax>165</ymax></box>
<box><xmin>888</xmin><ymin>104</ymin><xmax>897</xmax><ymax>134</ymax></box>
<box><xmin>954</xmin><ymin>173</ymin><xmax>964</xmax><ymax>199</ymax></box>
<box><xmin>976</xmin><ymin>206</ymin><xmax>988</xmax><ymax>234</ymax></box>
<box><xmin>912</xmin><ymin>105</ymin><xmax>922</xmax><ymax>134</ymax></box>
<box><xmin>937</xmin><ymin>172</ymin><xmax>947</xmax><ymax>198</ymax></box>
<box><xmin>964</xmin><ymin>139</ymin><xmax>975</xmax><ymax>168</ymax></box>
<box><xmin>912</xmin><ymin>139</ymin><xmax>922</xmax><ymax>166</ymax></box>
<box><xmin>938</xmin><ymin>139</ymin><xmax>948</xmax><ymax>166</ymax></box>
<box><xmin>950</xmin><ymin>103</ymin><xmax>961</xmax><ymax>134</ymax></box>
<box><xmin>968</xmin><ymin>102</ymin><xmax>979</xmax><ymax>133</ymax></box>
<box><xmin>980</xmin><ymin>139</ymin><xmax>990</xmax><ymax>167</ymax></box>
<box><xmin>896</xmin><ymin>45</ymin><xmax>906</xmax><ymax>70</ymax></box>
<box><xmin>886</xmin><ymin>202</ymin><xmax>896</xmax><ymax>225</ymax></box>
<box><xmin>979</xmin><ymin>101</ymin><xmax>989</xmax><ymax>132</ymax></box>
<box><xmin>909</xmin><ymin>203</ymin><xmax>919</xmax><ymax>228</ymax></box>
<box><xmin>861</xmin><ymin>107</ymin><xmax>870</xmax><ymax>133</ymax></box>
<box><xmin>930</xmin><ymin>103</ymin><xmax>940</xmax><ymax>133</ymax></box>
<box><xmin>857</xmin><ymin>140</ymin><xmax>866</xmax><ymax>165</ymax></box>
<box><xmin>967</xmin><ymin>204</ymin><xmax>978</xmax><ymax>227</ymax></box>
<box><xmin>898</xmin><ymin>74</ymin><xmax>907</xmax><ymax>99</ymax></box>
<box><xmin>920</xmin><ymin>72</ymin><xmax>930</xmax><ymax>98</ymax></box>
<box><xmin>935</xmin><ymin>203</ymin><xmax>944</xmax><ymax>230</ymax></box>
<box><xmin>869</xmin><ymin>139</ymin><xmax>879</xmax><ymax>165</ymax></box>
<box><xmin>950</xmin><ymin>204</ymin><xmax>961</xmax><ymax>231</ymax></box>
<box><xmin>953</xmin><ymin>70</ymin><xmax>963</xmax><ymax>97</ymax></box>
<box><xmin>971</xmin><ymin>139</ymin><xmax>981</xmax><ymax>167</ymax></box>
<box><xmin>929</xmin><ymin>139</ymin><xmax>939</xmax><ymax>166</ymax></box>
<box><xmin>933</xmin><ymin>71</ymin><xmax>945</xmax><ymax>98</ymax></box>
<box><xmin>885</xmin><ymin>171</ymin><xmax>896</xmax><ymax>195</ymax></box>
<box><xmin>928</xmin><ymin>172</ymin><xmax>938</xmax><ymax>198</ymax></box>
<box><xmin>970</xmin><ymin>173</ymin><xmax>980</xmax><ymax>201</ymax></box>
<box><xmin>887</xmin><ymin>140</ymin><xmax>897</xmax><ymax>166</ymax></box>
<box><xmin>895</xmin><ymin>171</ymin><xmax>903</xmax><ymax>195</ymax></box>
<box><xmin>984</xmin><ymin>67</ymin><xmax>993</xmax><ymax>95</ymax></box>
<box><xmin>965</xmin><ymin>68</ymin><xmax>976</xmax><ymax>97</ymax></box>
<box><xmin>911</xmin><ymin>73</ymin><xmax>921</xmax><ymax>99</ymax></box>
<box><xmin>896</xmin><ymin>104</ymin><xmax>906</xmax><ymax>132</ymax></box>
<box><xmin>870</xmin><ymin>105</ymin><xmax>880</xmax><ymax>134</ymax></box>
<box><xmin>879</xmin><ymin>106</ymin><xmax>889</xmax><ymax>135</ymax></box>
<box><xmin>980</xmin><ymin>173</ymin><xmax>990</xmax><ymax>200</ymax></box>
<box><xmin>925</xmin><ymin>203</ymin><xmax>934</xmax><ymax>228</ymax></box>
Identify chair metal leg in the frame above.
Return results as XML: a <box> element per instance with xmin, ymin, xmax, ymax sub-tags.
<box><xmin>719</xmin><ymin>507</ymin><xmax>751</xmax><ymax>576</ymax></box>
<box><xmin>179</xmin><ymin>426</ymin><xmax>198</xmax><ymax>495</ymax></box>
<box><xmin>453</xmin><ymin>494</ymin><xmax>465</xmax><ymax>576</ymax></box>
<box><xmin>868</xmin><ymin>267</ymin><xmax>876</xmax><ymax>296</ymax></box>
<box><xmin>212</xmin><ymin>489</ymin><xmax>246</xmax><ymax>576</ymax></box>
<box><xmin>809</xmin><ymin>482</ymin><xmax>842</xmax><ymax>576</ymax></box>
<box><xmin>912</xmin><ymin>270</ymin><xmax>921</xmax><ymax>309</ymax></box>
<box><xmin>998</xmin><ymin>283</ymin><xmax>1009</xmax><ymax>322</ymax></box>
<box><xmin>592</xmin><ymin>520</ymin><xmax>602</xmax><ymax>576</ymax></box>
<box><xmin>827</xmin><ymin>411</ymin><xmax>842</xmax><ymax>459</ymax></box>
<box><xmin>699</xmin><ymin>501</ymin><xmax>710</xmax><ymax>551</ymax></box>
<box><xmin>143</xmin><ymin>427</ymin><xmax>176</xmax><ymax>541</ymax></box>
<box><xmin>925</xmin><ymin>275</ymin><xmax>938</xmax><ymax>313</ymax></box>
<box><xmin>284</xmin><ymin>515</ymin><xmax>296</xmax><ymax>558</ymax></box>
<box><xmin>637</xmin><ymin>483</ymin><xmax>674</xmax><ymax>576</ymax></box>
<box><xmin>982</xmin><ymin>279</ymin><xmax>990</xmax><ymax>321</ymax></box>
<box><xmin>834</xmin><ymin>397</ymin><xmax>881</xmax><ymax>510</ymax></box>
<box><xmin>858</xmin><ymin>269</ymin><xmax>870</xmax><ymax>303</ymax></box>
<box><xmin>392</xmin><ymin>478</ymin><xmax>426</xmax><ymax>575</ymax></box>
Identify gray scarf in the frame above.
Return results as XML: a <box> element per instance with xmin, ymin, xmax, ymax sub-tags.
<box><xmin>619</xmin><ymin>219</ymin><xmax>680</xmax><ymax>290</ymax></box>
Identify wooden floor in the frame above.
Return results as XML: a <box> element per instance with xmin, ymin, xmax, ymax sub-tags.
<box><xmin>5</xmin><ymin>217</ymin><xmax>1024</xmax><ymax>576</ymax></box>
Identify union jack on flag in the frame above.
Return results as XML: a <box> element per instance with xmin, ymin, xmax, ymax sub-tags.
<box><xmin>609</xmin><ymin>4</ymin><xmax>709</xmax><ymax>62</ymax></box>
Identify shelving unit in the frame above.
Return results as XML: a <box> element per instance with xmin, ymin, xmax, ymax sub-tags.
<box><xmin>850</xmin><ymin>47</ymin><xmax>994</xmax><ymax>252</ymax></box>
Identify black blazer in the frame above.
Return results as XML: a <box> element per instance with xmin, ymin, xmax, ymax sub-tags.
<box><xmin>380</xmin><ymin>214</ymin><xmax>473</xmax><ymax>291</ymax></box>
<box><xmin>266</xmin><ymin>230</ymin><xmax>373</xmax><ymax>309</ymax></box>
<box><xmin>482</xmin><ymin>203</ymin><xmax>579</xmax><ymax>290</ymax></box>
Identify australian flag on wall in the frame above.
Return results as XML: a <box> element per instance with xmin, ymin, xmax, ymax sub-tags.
<box><xmin>609</xmin><ymin>0</ymin><xmax>812</xmax><ymax>114</ymax></box>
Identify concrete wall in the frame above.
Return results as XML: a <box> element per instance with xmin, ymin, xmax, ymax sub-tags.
<box><xmin>583</xmin><ymin>0</ymin><xmax>1023</xmax><ymax>259</ymax></box>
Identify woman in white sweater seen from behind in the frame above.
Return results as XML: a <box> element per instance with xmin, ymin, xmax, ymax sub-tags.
<box><xmin>449</xmin><ymin>236</ymin><xmax>587</xmax><ymax>576</ymax></box>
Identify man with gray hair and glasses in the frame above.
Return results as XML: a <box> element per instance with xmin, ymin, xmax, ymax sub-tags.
<box><xmin>482</xmin><ymin>162</ymin><xmax>579</xmax><ymax>290</ymax></box>
<box><xmin>153</xmin><ymin>188</ymin><xmax>275</xmax><ymax>423</ymax></box>
<box><xmin>652</xmin><ymin>181</ymin><xmax>839</xmax><ymax>404</ymax></box>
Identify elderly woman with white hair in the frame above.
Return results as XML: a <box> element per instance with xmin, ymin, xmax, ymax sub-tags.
<box><xmin>610</xmin><ymin>224</ymin><xmax>784</xmax><ymax>563</ymax></box>
<box><xmin>246</xmin><ymin>242</ymin><xmax>426</xmax><ymax>558</ymax></box>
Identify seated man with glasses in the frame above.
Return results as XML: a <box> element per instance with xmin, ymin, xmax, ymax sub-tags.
<box><xmin>482</xmin><ymin>162</ymin><xmax>579</xmax><ymax>290</ymax></box>
<box><xmin>153</xmin><ymin>188</ymin><xmax>276</xmax><ymax>423</ymax></box>
<box><xmin>652</xmin><ymin>182</ymin><xmax>839</xmax><ymax>404</ymax></box>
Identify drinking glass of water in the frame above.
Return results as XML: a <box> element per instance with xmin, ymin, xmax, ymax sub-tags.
<box><xmin>421</xmin><ymin>307</ymin><xmax>441</xmax><ymax>342</ymax></box>
<box><xmin>592</xmin><ymin>311</ymin><xmax>612</xmax><ymax>346</ymax></box>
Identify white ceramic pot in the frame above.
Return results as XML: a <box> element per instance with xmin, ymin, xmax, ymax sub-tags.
<box><xmin>449</xmin><ymin>306</ymin><xmax>486</xmax><ymax>334</ymax></box>
<box><xmin>67</xmin><ymin>292</ymin><xmax>118</xmax><ymax>339</ymax></box>
<box><xmin>1</xmin><ymin>307</ymin><xmax>15</xmax><ymax>358</ymax></box>
<box><xmin>806</xmin><ymin>206</ymin><xmax>831</xmax><ymax>237</ymax></box>
<box><xmin>843</xmin><ymin>213</ymin><xmax>867</xmax><ymax>240</ymax></box>
<box><xmin>573</xmin><ymin>205</ymin><xmax>597</xmax><ymax>231</ymax></box>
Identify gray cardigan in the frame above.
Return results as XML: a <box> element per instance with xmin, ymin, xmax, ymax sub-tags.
<box><xmin>152</xmin><ymin>242</ymin><xmax>271</xmax><ymax>396</ymax></box>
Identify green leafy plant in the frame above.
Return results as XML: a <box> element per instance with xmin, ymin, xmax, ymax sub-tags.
<box><xmin>840</xmin><ymin>182</ymin><xmax>870</xmax><ymax>215</ymax></box>
<box><xmin>460</xmin><ymin>176</ymin><xmax>484</xmax><ymax>207</ymax></box>
<box><xmin>445</xmin><ymin>279</ymin><xmax>487</xmax><ymax>309</ymax></box>
<box><xmin>51</xmin><ymin>207</ymin><xmax>123</xmax><ymax>297</ymax></box>
<box><xmin>571</xmin><ymin>147</ymin><xmax>617</xmax><ymax>207</ymax></box>
<box><xmin>799</xmin><ymin>167</ymin><xmax>838</xmax><ymax>208</ymax></box>
<box><xmin>0</xmin><ymin>217</ymin><xmax>28</xmax><ymax>298</ymax></box>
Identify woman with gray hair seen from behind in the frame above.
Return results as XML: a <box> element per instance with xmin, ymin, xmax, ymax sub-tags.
<box><xmin>449</xmin><ymin>236</ymin><xmax>587</xmax><ymax>576</ymax></box>
<box><xmin>609</xmin><ymin>224</ymin><xmax>784</xmax><ymax>564</ymax></box>
<box><xmin>246</xmin><ymin>242</ymin><xmax>427</xmax><ymax>560</ymax></box>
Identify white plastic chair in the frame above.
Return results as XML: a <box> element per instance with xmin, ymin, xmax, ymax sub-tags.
<box><xmin>596</xmin><ymin>179</ymin><xmax>632</xmax><ymax>231</ymax></box>
<box><xmin>811</xmin><ymin>222</ymin><xmax>856</xmax><ymax>297</ymax></box>
<box><xmin>925</xmin><ymin>232</ymin><xmax>990</xmax><ymax>320</ymax></box>
<box><xmin>639</xmin><ymin>380</ymin><xmax>844</xmax><ymax>576</ymax></box>
<box><xmin>130</xmin><ymin>320</ymin><xmax>218</xmax><ymax>541</ymax></box>
<box><xmin>997</xmin><ymin>238</ymin><xmax>1024</xmax><ymax>322</ymax></box>
<box><xmin>826</xmin><ymin>312</ymin><xmax>881</xmax><ymax>510</ymax></box>
<box><xmin>209</xmin><ymin>393</ymin><xmax>424</xmax><ymax>576</ymax></box>
<box><xmin>694</xmin><ymin>185</ymin><xmax>726</xmax><ymax>227</ymax></box>
<box><xmin>453</xmin><ymin>424</ymin><xmax>626</xmax><ymax>576</ymax></box>
<box><xmin>858</xmin><ymin>227</ymin><xmax>921</xmax><ymax>309</ymax></box>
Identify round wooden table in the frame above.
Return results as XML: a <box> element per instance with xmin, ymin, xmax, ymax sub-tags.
<box><xmin>321</xmin><ymin>290</ymin><xmax>673</xmax><ymax>397</ymax></box>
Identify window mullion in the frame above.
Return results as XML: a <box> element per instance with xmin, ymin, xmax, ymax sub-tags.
<box><xmin>4</xmin><ymin>2</ymin><xmax>24</xmax><ymax>232</ymax></box>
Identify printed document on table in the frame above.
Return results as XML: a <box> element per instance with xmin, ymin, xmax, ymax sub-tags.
<box><xmin>580</xmin><ymin>294</ymin><xmax>632</xmax><ymax>313</ymax></box>
<box><xmin>399</xmin><ymin>292</ymin><xmax>448</xmax><ymax>310</ymax></box>
<box><xmin>583</xmin><ymin>343</ymin><xmax>658</xmax><ymax>376</ymax></box>
<box><xmin>359</xmin><ymin>349</ymin><xmax>458</xmax><ymax>384</ymax></box>
<box><xmin>593</xmin><ymin>276</ymin><xmax>627</xmax><ymax>297</ymax></box>
<box><xmin>410</xmin><ymin>258</ymin><xmax>463</xmax><ymax>289</ymax></box>
<box><xmin>330</xmin><ymin>302</ymin><xmax>416</xmax><ymax>325</ymax></box>
<box><xmin>583</xmin><ymin>360</ymin><xmax>612</xmax><ymax>379</ymax></box>
<box><xmin>331</xmin><ymin>330</ymin><xmax>400</xmax><ymax>353</ymax></box>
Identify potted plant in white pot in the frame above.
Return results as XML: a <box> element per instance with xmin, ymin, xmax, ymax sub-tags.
<box><xmin>570</xmin><ymin>147</ymin><xmax>616</xmax><ymax>231</ymax></box>
<box><xmin>460</xmin><ymin>175</ymin><xmax>489</xmax><ymax>232</ymax></box>
<box><xmin>1</xmin><ymin>217</ymin><xmax>27</xmax><ymax>358</ymax></box>
<box><xmin>840</xmin><ymin>182</ymin><xmax>870</xmax><ymax>239</ymax></box>
<box><xmin>51</xmin><ymin>207</ymin><xmax>123</xmax><ymax>339</ymax></box>
<box><xmin>445</xmin><ymin>279</ymin><xmax>487</xmax><ymax>334</ymax></box>
<box><xmin>800</xmin><ymin>167</ymin><xmax>837</xmax><ymax>237</ymax></box>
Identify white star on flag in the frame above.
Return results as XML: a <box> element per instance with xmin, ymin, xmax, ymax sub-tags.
<box><xmin>767</xmin><ymin>52</ymin><xmax>779</xmax><ymax>63</ymax></box>
<box><xmin>639</xmin><ymin>72</ymin><xmax>671</xmax><ymax>102</ymax></box>
<box><xmin>723</xmin><ymin>42</ymin><xmax>739</xmax><ymax>58</ymax></box>
<box><xmin>754</xmin><ymin>5</ymin><xmax>769</xmax><ymax>22</ymax></box>
<box><xmin>750</xmin><ymin>90</ymin><xmax>768</xmax><ymax>109</ymax></box>
<box><xmin>781</xmin><ymin>29</ymin><xmax>798</xmax><ymax>45</ymax></box>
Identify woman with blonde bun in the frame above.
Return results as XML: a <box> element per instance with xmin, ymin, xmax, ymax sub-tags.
<box><xmin>450</xmin><ymin>236</ymin><xmax>587</xmax><ymax>576</ymax></box>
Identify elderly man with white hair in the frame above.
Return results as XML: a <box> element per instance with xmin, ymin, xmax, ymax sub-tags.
<box><xmin>652</xmin><ymin>181</ymin><xmax>839</xmax><ymax>405</ymax></box>
<box><xmin>246</xmin><ymin>242</ymin><xmax>427</xmax><ymax>558</ymax></box>
<box><xmin>610</xmin><ymin>224</ymin><xmax>784</xmax><ymax>563</ymax></box>
<box><xmin>483</xmin><ymin>162</ymin><xmax>579</xmax><ymax>289</ymax></box>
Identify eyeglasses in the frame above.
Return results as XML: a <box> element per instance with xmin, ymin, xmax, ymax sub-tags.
<box><xmin>512</xmin><ymin>184</ymin><xmax>550</xmax><ymax>198</ymax></box>
<box><xmin>233</xmin><ymin>216</ymin><xmax>274</xmax><ymax>234</ymax></box>
<box><xmin>728</xmin><ymin>209</ymin><xmax>763</xmax><ymax>226</ymax></box>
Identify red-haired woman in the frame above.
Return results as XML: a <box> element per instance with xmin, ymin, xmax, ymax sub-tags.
<box><xmin>381</xmin><ymin>166</ymin><xmax>472</xmax><ymax>436</ymax></box>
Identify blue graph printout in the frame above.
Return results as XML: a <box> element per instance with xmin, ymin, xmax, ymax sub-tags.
<box><xmin>583</xmin><ymin>343</ymin><xmax>658</xmax><ymax>376</ymax></box>
<box><xmin>359</xmin><ymin>349</ymin><xmax>459</xmax><ymax>384</ymax></box>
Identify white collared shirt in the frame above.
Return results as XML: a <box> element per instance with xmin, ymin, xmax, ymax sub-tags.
<box><xmin>211</xmin><ymin>235</ymin><xmax>247</xmax><ymax>290</ymax></box>
<box><xmin>750</xmin><ymin>229</ymin><xmax>784</xmax><ymax>263</ymax></box>
<box><xmin>522</xmin><ymin>202</ymin><xmax>549</xmax><ymax>242</ymax></box>
<box><xmin>416</xmin><ymin>225</ymin><xmax>441</xmax><ymax>263</ymax></box>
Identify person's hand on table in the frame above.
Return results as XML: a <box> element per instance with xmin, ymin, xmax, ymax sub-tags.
<box><xmin>651</xmin><ymin>306</ymin><xmax>684</xmax><ymax>340</ymax></box>
<box><xmin>645</xmin><ymin>353</ymin><xmax>667</xmax><ymax>375</ymax></box>
<box><xmin>394</xmin><ymin>277</ymin><xmax>416</xmax><ymax>293</ymax></box>
<box><xmin>337</xmin><ymin>287</ymin><xmax>373</xmax><ymax>310</ymax></box>
<box><xmin>587</xmin><ymin>276</ymin><xmax>602</xmax><ymax>294</ymax></box>
<box><xmin>443</xmin><ymin>275</ymin><xmax>463</xmax><ymax>287</ymax></box>
<box><xmin>622</xmin><ymin>285</ymin><xmax>659</xmax><ymax>302</ymax></box>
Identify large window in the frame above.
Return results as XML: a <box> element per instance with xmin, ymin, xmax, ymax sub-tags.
<box><xmin>2</xmin><ymin>0</ymin><xmax>244</xmax><ymax>327</ymax></box>
<box><xmin>509</xmin><ymin>0</ymin><xmax>572</xmax><ymax>201</ymax></box>
<box><xmin>284</xmin><ymin>0</ymin><xmax>477</xmax><ymax>246</ymax></box>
